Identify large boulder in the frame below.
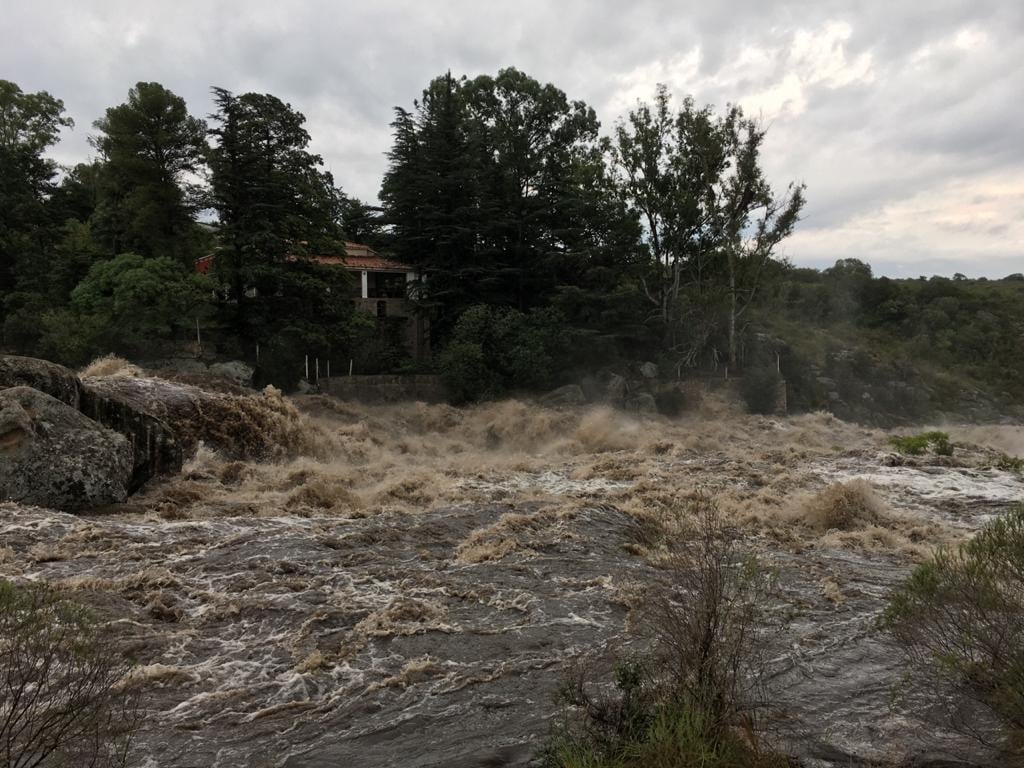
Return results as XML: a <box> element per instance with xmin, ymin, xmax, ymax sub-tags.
<box><xmin>79</xmin><ymin>379</ymin><xmax>183</xmax><ymax>492</ymax></box>
<box><xmin>0</xmin><ymin>355</ymin><xmax>82</xmax><ymax>407</ymax></box>
<box><xmin>0</xmin><ymin>355</ymin><xmax>183</xmax><ymax>492</ymax></box>
<box><xmin>0</xmin><ymin>386</ymin><xmax>133</xmax><ymax>510</ymax></box>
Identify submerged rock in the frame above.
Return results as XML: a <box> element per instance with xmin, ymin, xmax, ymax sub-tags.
<box><xmin>540</xmin><ymin>384</ymin><xmax>586</xmax><ymax>407</ymax></box>
<box><xmin>0</xmin><ymin>386</ymin><xmax>132</xmax><ymax>510</ymax></box>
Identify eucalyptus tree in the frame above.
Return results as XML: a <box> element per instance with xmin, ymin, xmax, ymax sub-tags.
<box><xmin>612</xmin><ymin>86</ymin><xmax>805</xmax><ymax>367</ymax></box>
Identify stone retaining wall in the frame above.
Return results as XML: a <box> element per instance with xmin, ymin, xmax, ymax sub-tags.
<box><xmin>321</xmin><ymin>375</ymin><xmax>446</xmax><ymax>403</ymax></box>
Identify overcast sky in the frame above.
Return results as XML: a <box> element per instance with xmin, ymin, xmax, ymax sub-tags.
<box><xmin>3</xmin><ymin>0</ymin><xmax>1022</xmax><ymax>277</ymax></box>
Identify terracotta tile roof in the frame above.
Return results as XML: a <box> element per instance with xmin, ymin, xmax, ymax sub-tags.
<box><xmin>313</xmin><ymin>253</ymin><xmax>412</xmax><ymax>272</ymax></box>
<box><xmin>195</xmin><ymin>243</ymin><xmax>414</xmax><ymax>274</ymax></box>
<box><xmin>335</xmin><ymin>242</ymin><xmax>413</xmax><ymax>272</ymax></box>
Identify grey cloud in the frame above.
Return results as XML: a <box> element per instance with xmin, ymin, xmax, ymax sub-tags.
<box><xmin>2</xmin><ymin>0</ymin><xmax>1021</xmax><ymax>275</ymax></box>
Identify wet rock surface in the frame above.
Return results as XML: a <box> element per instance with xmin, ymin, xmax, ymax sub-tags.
<box><xmin>80</xmin><ymin>382</ymin><xmax>184</xmax><ymax>491</ymax></box>
<box><xmin>1</xmin><ymin>502</ymin><xmax>648</xmax><ymax>767</ymax></box>
<box><xmin>83</xmin><ymin>374</ymin><xmax>318</xmax><ymax>461</ymax></box>
<box><xmin>0</xmin><ymin>386</ymin><xmax>133</xmax><ymax>510</ymax></box>
<box><xmin>0</xmin><ymin>355</ymin><xmax>183</xmax><ymax>492</ymax></box>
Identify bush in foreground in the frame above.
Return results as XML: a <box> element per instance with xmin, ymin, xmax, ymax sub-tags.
<box><xmin>889</xmin><ymin>431</ymin><xmax>953</xmax><ymax>456</ymax></box>
<box><xmin>0</xmin><ymin>579</ymin><xmax>140</xmax><ymax>767</ymax></box>
<box><xmin>544</xmin><ymin>499</ymin><xmax>790</xmax><ymax>767</ymax></box>
<box><xmin>884</xmin><ymin>505</ymin><xmax>1024</xmax><ymax>760</ymax></box>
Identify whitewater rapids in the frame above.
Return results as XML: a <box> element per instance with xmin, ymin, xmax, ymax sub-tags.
<box><xmin>1</xmin><ymin>387</ymin><xmax>1022</xmax><ymax>766</ymax></box>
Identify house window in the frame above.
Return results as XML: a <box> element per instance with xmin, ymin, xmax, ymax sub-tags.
<box><xmin>367</xmin><ymin>272</ymin><xmax>406</xmax><ymax>298</ymax></box>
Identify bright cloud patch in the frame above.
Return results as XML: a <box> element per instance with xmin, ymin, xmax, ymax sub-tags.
<box><xmin>787</xmin><ymin>171</ymin><xmax>1024</xmax><ymax>276</ymax></box>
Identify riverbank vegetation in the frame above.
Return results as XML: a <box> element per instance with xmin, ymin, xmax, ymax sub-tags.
<box><xmin>0</xmin><ymin>579</ymin><xmax>140</xmax><ymax>767</ymax></box>
<box><xmin>885</xmin><ymin>504</ymin><xmax>1024</xmax><ymax>762</ymax></box>
<box><xmin>2</xmin><ymin>73</ymin><xmax>1022</xmax><ymax>417</ymax></box>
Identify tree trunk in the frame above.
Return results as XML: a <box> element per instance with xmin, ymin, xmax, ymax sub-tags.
<box><xmin>728</xmin><ymin>252</ymin><xmax>738</xmax><ymax>368</ymax></box>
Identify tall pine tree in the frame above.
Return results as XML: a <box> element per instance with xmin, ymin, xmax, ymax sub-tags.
<box><xmin>91</xmin><ymin>82</ymin><xmax>207</xmax><ymax>263</ymax></box>
<box><xmin>0</xmin><ymin>80</ymin><xmax>74</xmax><ymax>348</ymax></box>
<box><xmin>207</xmin><ymin>88</ymin><xmax>354</xmax><ymax>379</ymax></box>
<box><xmin>381</xmin><ymin>68</ymin><xmax>641</xmax><ymax>348</ymax></box>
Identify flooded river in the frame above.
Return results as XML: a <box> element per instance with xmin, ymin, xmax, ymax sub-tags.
<box><xmin>1</xmin><ymin>388</ymin><xmax>1021</xmax><ymax>766</ymax></box>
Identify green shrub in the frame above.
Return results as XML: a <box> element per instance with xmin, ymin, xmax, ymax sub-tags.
<box><xmin>884</xmin><ymin>505</ymin><xmax>1024</xmax><ymax>757</ymax></box>
<box><xmin>438</xmin><ymin>304</ymin><xmax>567</xmax><ymax>403</ymax></box>
<box><xmin>996</xmin><ymin>454</ymin><xmax>1024</xmax><ymax>474</ymax></box>
<box><xmin>545</xmin><ymin>499</ymin><xmax>788</xmax><ymax>768</ymax></box>
<box><xmin>439</xmin><ymin>340</ymin><xmax>500</xmax><ymax>404</ymax></box>
<box><xmin>889</xmin><ymin>431</ymin><xmax>953</xmax><ymax>456</ymax></box>
<box><xmin>740</xmin><ymin>367</ymin><xmax>783</xmax><ymax>415</ymax></box>
<box><xmin>0</xmin><ymin>579</ymin><xmax>141</xmax><ymax>767</ymax></box>
<box><xmin>38</xmin><ymin>253</ymin><xmax>213</xmax><ymax>366</ymax></box>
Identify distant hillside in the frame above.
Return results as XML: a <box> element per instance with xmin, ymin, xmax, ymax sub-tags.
<box><xmin>754</xmin><ymin>262</ymin><xmax>1024</xmax><ymax>424</ymax></box>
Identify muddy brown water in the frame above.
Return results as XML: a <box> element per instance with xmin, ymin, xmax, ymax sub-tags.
<box><xmin>1</xmin><ymin>390</ymin><xmax>1022</xmax><ymax>767</ymax></box>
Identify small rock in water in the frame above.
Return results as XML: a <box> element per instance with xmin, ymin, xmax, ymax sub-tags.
<box><xmin>540</xmin><ymin>384</ymin><xmax>585</xmax><ymax>406</ymax></box>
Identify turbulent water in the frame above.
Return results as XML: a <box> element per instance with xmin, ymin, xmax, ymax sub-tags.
<box><xmin>1</xmin><ymin>385</ymin><xmax>1022</xmax><ymax>767</ymax></box>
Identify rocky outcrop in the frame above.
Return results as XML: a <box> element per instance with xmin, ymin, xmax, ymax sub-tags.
<box><xmin>0</xmin><ymin>355</ymin><xmax>83</xmax><ymax>407</ymax></box>
<box><xmin>0</xmin><ymin>354</ymin><xmax>319</xmax><ymax>507</ymax></box>
<box><xmin>0</xmin><ymin>386</ymin><xmax>133</xmax><ymax>510</ymax></box>
<box><xmin>0</xmin><ymin>355</ymin><xmax>183</xmax><ymax>494</ymax></box>
<box><xmin>79</xmin><ymin>382</ymin><xmax>183</xmax><ymax>492</ymax></box>
<box><xmin>624</xmin><ymin>392</ymin><xmax>657</xmax><ymax>414</ymax></box>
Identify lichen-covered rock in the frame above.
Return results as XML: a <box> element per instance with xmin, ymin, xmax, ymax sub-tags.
<box><xmin>0</xmin><ymin>355</ymin><xmax>82</xmax><ymax>407</ymax></box>
<box><xmin>0</xmin><ymin>386</ymin><xmax>132</xmax><ymax>510</ymax></box>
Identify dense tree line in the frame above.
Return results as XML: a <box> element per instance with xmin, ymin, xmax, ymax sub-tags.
<box><xmin>1</xmin><ymin>72</ymin><xmax>1019</xmax><ymax>407</ymax></box>
<box><xmin>0</xmin><ymin>79</ymin><xmax>371</xmax><ymax>387</ymax></box>
<box><xmin>759</xmin><ymin>259</ymin><xmax>1024</xmax><ymax>411</ymax></box>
